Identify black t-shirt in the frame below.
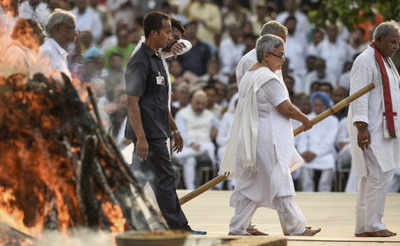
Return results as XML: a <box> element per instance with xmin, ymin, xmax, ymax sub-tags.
<box><xmin>125</xmin><ymin>44</ymin><xmax>170</xmax><ymax>141</ymax></box>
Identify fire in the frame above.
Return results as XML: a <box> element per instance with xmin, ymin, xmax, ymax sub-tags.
<box><xmin>0</xmin><ymin>187</ymin><xmax>43</xmax><ymax>236</ymax></box>
<box><xmin>101</xmin><ymin>202</ymin><xmax>126</xmax><ymax>233</ymax></box>
<box><xmin>0</xmin><ymin>9</ymin><xmax>166</xmax><ymax>245</ymax></box>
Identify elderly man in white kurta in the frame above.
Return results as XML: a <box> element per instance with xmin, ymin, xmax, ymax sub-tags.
<box><xmin>175</xmin><ymin>90</ymin><xmax>217</xmax><ymax>190</ymax></box>
<box><xmin>298</xmin><ymin>92</ymin><xmax>338</xmax><ymax>192</ymax></box>
<box><xmin>221</xmin><ymin>34</ymin><xmax>320</xmax><ymax>236</ymax></box>
<box><xmin>235</xmin><ymin>20</ymin><xmax>287</xmax><ymax>86</ymax></box>
<box><xmin>348</xmin><ymin>21</ymin><xmax>400</xmax><ymax>237</ymax></box>
<box><xmin>38</xmin><ymin>9</ymin><xmax>76</xmax><ymax>80</ymax></box>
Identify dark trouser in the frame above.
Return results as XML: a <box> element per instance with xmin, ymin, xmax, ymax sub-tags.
<box><xmin>133</xmin><ymin>138</ymin><xmax>190</xmax><ymax>230</ymax></box>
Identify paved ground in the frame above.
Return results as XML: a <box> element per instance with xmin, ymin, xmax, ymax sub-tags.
<box><xmin>178</xmin><ymin>190</ymin><xmax>400</xmax><ymax>245</ymax></box>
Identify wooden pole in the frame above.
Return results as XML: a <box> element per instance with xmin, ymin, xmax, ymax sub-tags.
<box><xmin>179</xmin><ymin>83</ymin><xmax>375</xmax><ymax>205</ymax></box>
<box><xmin>293</xmin><ymin>83</ymin><xmax>375</xmax><ymax>136</ymax></box>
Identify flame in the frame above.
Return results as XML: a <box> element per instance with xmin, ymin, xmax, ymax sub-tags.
<box><xmin>0</xmin><ymin>11</ymin><xmax>138</xmax><ymax>244</ymax></box>
<box><xmin>0</xmin><ymin>187</ymin><xmax>43</xmax><ymax>236</ymax></box>
<box><xmin>101</xmin><ymin>202</ymin><xmax>126</xmax><ymax>233</ymax></box>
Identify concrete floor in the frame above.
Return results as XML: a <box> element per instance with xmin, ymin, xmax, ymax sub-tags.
<box><xmin>178</xmin><ymin>190</ymin><xmax>400</xmax><ymax>245</ymax></box>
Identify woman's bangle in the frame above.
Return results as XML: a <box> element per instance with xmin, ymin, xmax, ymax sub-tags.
<box><xmin>171</xmin><ymin>130</ymin><xmax>180</xmax><ymax>136</ymax></box>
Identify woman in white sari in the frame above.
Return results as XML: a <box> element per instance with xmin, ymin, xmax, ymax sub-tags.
<box><xmin>221</xmin><ymin>34</ymin><xmax>321</xmax><ymax>236</ymax></box>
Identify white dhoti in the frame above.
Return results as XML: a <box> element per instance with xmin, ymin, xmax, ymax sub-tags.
<box><xmin>229</xmin><ymin>192</ymin><xmax>306</xmax><ymax>235</ymax></box>
<box><xmin>355</xmin><ymin>149</ymin><xmax>395</xmax><ymax>234</ymax></box>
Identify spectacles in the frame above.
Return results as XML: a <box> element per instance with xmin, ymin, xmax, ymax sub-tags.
<box><xmin>268</xmin><ymin>52</ymin><xmax>285</xmax><ymax>60</ymax></box>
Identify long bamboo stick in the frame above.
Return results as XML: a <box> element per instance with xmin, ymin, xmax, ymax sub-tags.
<box><xmin>179</xmin><ymin>83</ymin><xmax>375</xmax><ymax>205</ymax></box>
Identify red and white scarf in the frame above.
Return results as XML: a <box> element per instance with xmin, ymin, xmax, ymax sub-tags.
<box><xmin>371</xmin><ymin>43</ymin><xmax>397</xmax><ymax>138</ymax></box>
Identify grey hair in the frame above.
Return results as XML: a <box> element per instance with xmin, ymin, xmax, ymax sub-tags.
<box><xmin>46</xmin><ymin>8</ymin><xmax>76</xmax><ymax>36</ymax></box>
<box><xmin>256</xmin><ymin>34</ymin><xmax>284</xmax><ymax>63</ymax></box>
<box><xmin>373</xmin><ymin>20</ymin><xmax>400</xmax><ymax>41</ymax></box>
<box><xmin>260</xmin><ymin>20</ymin><xmax>288</xmax><ymax>37</ymax></box>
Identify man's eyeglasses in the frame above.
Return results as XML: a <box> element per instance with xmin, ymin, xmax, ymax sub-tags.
<box><xmin>268</xmin><ymin>52</ymin><xmax>285</xmax><ymax>60</ymax></box>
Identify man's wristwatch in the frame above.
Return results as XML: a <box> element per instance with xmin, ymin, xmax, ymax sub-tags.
<box><xmin>171</xmin><ymin>130</ymin><xmax>180</xmax><ymax>136</ymax></box>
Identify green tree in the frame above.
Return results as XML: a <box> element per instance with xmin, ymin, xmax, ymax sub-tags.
<box><xmin>308</xmin><ymin>0</ymin><xmax>400</xmax><ymax>30</ymax></box>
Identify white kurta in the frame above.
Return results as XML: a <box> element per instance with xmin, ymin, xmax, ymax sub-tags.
<box><xmin>222</xmin><ymin>66</ymin><xmax>303</xmax><ymax>208</ymax></box>
<box><xmin>219</xmin><ymin>37</ymin><xmax>245</xmax><ymax>75</ymax></box>
<box><xmin>38</xmin><ymin>38</ymin><xmax>71</xmax><ymax>80</ymax></box>
<box><xmin>71</xmin><ymin>7</ymin><xmax>103</xmax><ymax>41</ymax></box>
<box><xmin>316</xmin><ymin>39</ymin><xmax>354</xmax><ymax>83</ymax></box>
<box><xmin>18</xmin><ymin>1</ymin><xmax>50</xmax><ymax>27</ymax></box>
<box><xmin>235</xmin><ymin>49</ymin><xmax>256</xmax><ymax>86</ymax></box>
<box><xmin>348</xmin><ymin>46</ymin><xmax>400</xmax><ymax>177</ymax></box>
<box><xmin>297</xmin><ymin>113</ymin><xmax>338</xmax><ymax>170</ymax></box>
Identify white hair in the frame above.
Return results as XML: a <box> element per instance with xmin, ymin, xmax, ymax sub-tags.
<box><xmin>260</xmin><ymin>20</ymin><xmax>288</xmax><ymax>37</ymax></box>
<box><xmin>46</xmin><ymin>9</ymin><xmax>76</xmax><ymax>36</ymax></box>
<box><xmin>256</xmin><ymin>34</ymin><xmax>284</xmax><ymax>63</ymax></box>
<box><xmin>373</xmin><ymin>20</ymin><xmax>400</xmax><ymax>41</ymax></box>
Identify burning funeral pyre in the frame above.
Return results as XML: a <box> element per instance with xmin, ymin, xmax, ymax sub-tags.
<box><xmin>0</xmin><ymin>73</ymin><xmax>167</xmax><ymax>245</ymax></box>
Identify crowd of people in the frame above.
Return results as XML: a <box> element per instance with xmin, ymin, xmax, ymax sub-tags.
<box><xmin>0</xmin><ymin>0</ymin><xmax>399</xmax><ymax>195</ymax></box>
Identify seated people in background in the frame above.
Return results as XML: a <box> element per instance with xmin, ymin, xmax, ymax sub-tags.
<box><xmin>331</xmin><ymin>86</ymin><xmax>348</xmax><ymax>120</ymax></box>
<box><xmin>335</xmin><ymin>117</ymin><xmax>357</xmax><ymax>192</ymax></box>
<box><xmin>204</xmin><ymin>84</ymin><xmax>222</xmax><ymax>122</ymax></box>
<box><xmin>18</xmin><ymin>0</ymin><xmax>51</xmax><ymax>28</ymax></box>
<box><xmin>175</xmin><ymin>90</ymin><xmax>218</xmax><ymax>190</ymax></box>
<box><xmin>171</xmin><ymin>81</ymin><xmax>191</xmax><ymax>116</ymax></box>
<box><xmin>199</xmin><ymin>58</ymin><xmax>229</xmax><ymax>85</ymax></box>
<box><xmin>303</xmin><ymin>57</ymin><xmax>336</xmax><ymax>94</ymax></box>
<box><xmin>298</xmin><ymin>92</ymin><xmax>338</xmax><ymax>192</ymax></box>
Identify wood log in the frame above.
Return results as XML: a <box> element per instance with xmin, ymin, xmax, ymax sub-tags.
<box><xmin>0</xmin><ymin>72</ymin><xmax>167</xmax><ymax>238</ymax></box>
<box><xmin>179</xmin><ymin>83</ymin><xmax>375</xmax><ymax>205</ymax></box>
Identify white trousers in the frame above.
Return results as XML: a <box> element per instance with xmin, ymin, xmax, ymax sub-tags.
<box><xmin>301</xmin><ymin>168</ymin><xmax>334</xmax><ymax>192</ymax></box>
<box><xmin>229</xmin><ymin>192</ymin><xmax>306</xmax><ymax>235</ymax></box>
<box><xmin>345</xmin><ymin>174</ymin><xmax>358</xmax><ymax>192</ymax></box>
<box><xmin>175</xmin><ymin>142</ymin><xmax>216</xmax><ymax>190</ymax></box>
<box><xmin>355</xmin><ymin>150</ymin><xmax>395</xmax><ymax>234</ymax></box>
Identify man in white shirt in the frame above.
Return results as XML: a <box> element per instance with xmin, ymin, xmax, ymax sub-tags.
<box><xmin>18</xmin><ymin>0</ymin><xmax>51</xmax><ymax>27</ymax></box>
<box><xmin>71</xmin><ymin>0</ymin><xmax>103</xmax><ymax>42</ymax></box>
<box><xmin>283</xmin><ymin>15</ymin><xmax>307</xmax><ymax>91</ymax></box>
<box><xmin>39</xmin><ymin>9</ymin><xmax>76</xmax><ymax>80</ymax></box>
<box><xmin>276</xmin><ymin>0</ymin><xmax>310</xmax><ymax>42</ymax></box>
<box><xmin>236</xmin><ymin>20</ymin><xmax>287</xmax><ymax>86</ymax></box>
<box><xmin>298</xmin><ymin>92</ymin><xmax>338</xmax><ymax>192</ymax></box>
<box><xmin>349</xmin><ymin>21</ymin><xmax>400</xmax><ymax>237</ymax></box>
<box><xmin>175</xmin><ymin>90</ymin><xmax>217</xmax><ymax>190</ymax></box>
<box><xmin>218</xmin><ymin>24</ymin><xmax>245</xmax><ymax>76</ymax></box>
<box><xmin>316</xmin><ymin>23</ymin><xmax>353</xmax><ymax>84</ymax></box>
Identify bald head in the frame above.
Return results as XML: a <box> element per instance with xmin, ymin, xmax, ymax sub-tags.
<box><xmin>191</xmin><ymin>90</ymin><xmax>208</xmax><ymax>114</ymax></box>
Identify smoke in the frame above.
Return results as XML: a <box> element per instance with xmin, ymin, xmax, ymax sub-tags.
<box><xmin>34</xmin><ymin>229</ymin><xmax>116</xmax><ymax>246</ymax></box>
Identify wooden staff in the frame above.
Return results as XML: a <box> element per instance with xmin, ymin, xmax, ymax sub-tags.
<box><xmin>179</xmin><ymin>83</ymin><xmax>375</xmax><ymax>205</ymax></box>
